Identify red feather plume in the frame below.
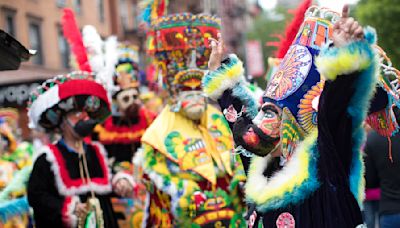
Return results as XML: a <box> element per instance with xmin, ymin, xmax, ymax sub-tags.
<box><xmin>157</xmin><ymin>0</ymin><xmax>167</xmax><ymax>17</ymax></box>
<box><xmin>61</xmin><ymin>8</ymin><xmax>92</xmax><ymax>72</ymax></box>
<box><xmin>275</xmin><ymin>0</ymin><xmax>312</xmax><ymax>58</ymax></box>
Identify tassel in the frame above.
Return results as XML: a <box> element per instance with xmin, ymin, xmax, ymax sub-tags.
<box><xmin>387</xmin><ymin>136</ymin><xmax>393</xmax><ymax>163</ymax></box>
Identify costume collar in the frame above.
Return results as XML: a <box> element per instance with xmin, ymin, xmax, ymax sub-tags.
<box><xmin>245</xmin><ymin>130</ymin><xmax>320</xmax><ymax>212</ymax></box>
<box><xmin>94</xmin><ymin>107</ymin><xmax>154</xmax><ymax>144</ymax></box>
<box><xmin>42</xmin><ymin>142</ymin><xmax>111</xmax><ymax>196</ymax></box>
<box><xmin>142</xmin><ymin>105</ymin><xmax>234</xmax><ymax>186</ymax></box>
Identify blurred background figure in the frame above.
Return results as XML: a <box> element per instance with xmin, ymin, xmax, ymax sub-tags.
<box><xmin>365</xmin><ymin>107</ymin><xmax>400</xmax><ymax>228</ymax></box>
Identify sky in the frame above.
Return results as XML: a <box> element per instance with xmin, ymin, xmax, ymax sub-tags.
<box><xmin>258</xmin><ymin>0</ymin><xmax>360</xmax><ymax>12</ymax></box>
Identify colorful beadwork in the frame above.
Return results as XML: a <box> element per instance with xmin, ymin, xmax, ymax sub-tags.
<box><xmin>265</xmin><ymin>45</ymin><xmax>312</xmax><ymax>101</ymax></box>
<box><xmin>276</xmin><ymin>212</ymin><xmax>295</xmax><ymax>228</ymax></box>
<box><xmin>297</xmin><ymin>80</ymin><xmax>324</xmax><ymax>133</ymax></box>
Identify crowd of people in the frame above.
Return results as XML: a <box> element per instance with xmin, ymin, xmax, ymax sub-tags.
<box><xmin>0</xmin><ymin>1</ymin><xmax>399</xmax><ymax>228</ymax></box>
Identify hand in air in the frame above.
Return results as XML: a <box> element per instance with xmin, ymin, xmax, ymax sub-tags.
<box><xmin>332</xmin><ymin>5</ymin><xmax>364</xmax><ymax>47</ymax></box>
<box><xmin>208</xmin><ymin>33</ymin><xmax>224</xmax><ymax>71</ymax></box>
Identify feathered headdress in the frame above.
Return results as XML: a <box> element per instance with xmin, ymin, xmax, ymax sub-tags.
<box><xmin>264</xmin><ymin>6</ymin><xmax>340</xmax><ymax>158</ymax></box>
<box><xmin>367</xmin><ymin>46</ymin><xmax>400</xmax><ymax>137</ymax></box>
<box><xmin>146</xmin><ymin>13</ymin><xmax>221</xmax><ymax>96</ymax></box>
<box><xmin>267</xmin><ymin>0</ymin><xmax>312</xmax><ymax>58</ymax></box>
<box><xmin>61</xmin><ymin>8</ymin><xmax>92</xmax><ymax>72</ymax></box>
<box><xmin>139</xmin><ymin>0</ymin><xmax>169</xmax><ymax>25</ymax></box>
<box><xmin>61</xmin><ymin>9</ymin><xmax>119</xmax><ymax>97</ymax></box>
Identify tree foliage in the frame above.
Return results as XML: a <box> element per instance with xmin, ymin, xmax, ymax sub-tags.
<box><xmin>246</xmin><ymin>7</ymin><xmax>291</xmax><ymax>88</ymax></box>
<box><xmin>356</xmin><ymin>0</ymin><xmax>400</xmax><ymax>67</ymax></box>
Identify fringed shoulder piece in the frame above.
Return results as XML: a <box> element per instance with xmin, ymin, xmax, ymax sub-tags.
<box><xmin>315</xmin><ymin>27</ymin><xmax>377</xmax><ymax>81</ymax></box>
<box><xmin>202</xmin><ymin>54</ymin><xmax>245</xmax><ymax>100</ymax></box>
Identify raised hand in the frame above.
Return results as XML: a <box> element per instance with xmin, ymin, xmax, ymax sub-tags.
<box><xmin>208</xmin><ymin>33</ymin><xmax>224</xmax><ymax>71</ymax></box>
<box><xmin>332</xmin><ymin>5</ymin><xmax>364</xmax><ymax>47</ymax></box>
<box><xmin>114</xmin><ymin>178</ymin><xmax>134</xmax><ymax>197</ymax></box>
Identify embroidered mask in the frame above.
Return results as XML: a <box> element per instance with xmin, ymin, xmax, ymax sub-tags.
<box><xmin>178</xmin><ymin>91</ymin><xmax>206</xmax><ymax>121</ymax></box>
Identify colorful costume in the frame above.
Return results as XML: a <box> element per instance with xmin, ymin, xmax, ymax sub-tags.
<box><xmin>0</xmin><ymin>110</ymin><xmax>34</xmax><ymax>227</ymax></box>
<box><xmin>62</xmin><ymin>9</ymin><xmax>153</xmax><ymax>226</ymax></box>
<box><xmin>26</xmin><ymin>71</ymin><xmax>128</xmax><ymax>227</ymax></box>
<box><xmin>203</xmin><ymin>6</ymin><xmax>379</xmax><ymax>227</ymax></box>
<box><xmin>92</xmin><ymin>43</ymin><xmax>156</xmax><ymax>167</ymax></box>
<box><xmin>90</xmin><ymin>41</ymin><xmax>155</xmax><ymax>228</ymax></box>
<box><xmin>136</xmin><ymin>13</ymin><xmax>246</xmax><ymax>227</ymax></box>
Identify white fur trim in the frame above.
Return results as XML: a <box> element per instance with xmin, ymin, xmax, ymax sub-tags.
<box><xmin>28</xmin><ymin>85</ymin><xmax>60</xmax><ymax>129</ymax></box>
<box><xmin>204</xmin><ymin>54</ymin><xmax>246</xmax><ymax>100</ymax></box>
<box><xmin>132</xmin><ymin>147</ymin><xmax>144</xmax><ymax>166</ymax></box>
<box><xmin>245</xmin><ymin>155</ymin><xmax>272</xmax><ymax>195</ymax></box>
<box><xmin>42</xmin><ymin>143</ymin><xmax>112</xmax><ymax>196</ymax></box>
<box><xmin>62</xmin><ymin>196</ymin><xmax>80</xmax><ymax>227</ymax></box>
<box><xmin>245</xmin><ymin>133</ymin><xmax>316</xmax><ymax>202</ymax></box>
<box><xmin>90</xmin><ymin>141</ymin><xmax>113</xmax><ymax>186</ymax></box>
<box><xmin>207</xmin><ymin>76</ymin><xmax>246</xmax><ymax>101</ymax></box>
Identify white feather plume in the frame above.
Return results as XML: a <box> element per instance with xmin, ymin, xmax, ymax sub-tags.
<box><xmin>82</xmin><ymin>25</ymin><xmax>104</xmax><ymax>73</ymax></box>
<box><xmin>102</xmin><ymin>36</ymin><xmax>120</xmax><ymax>97</ymax></box>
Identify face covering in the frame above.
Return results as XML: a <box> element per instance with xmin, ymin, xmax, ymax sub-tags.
<box><xmin>178</xmin><ymin>91</ymin><xmax>207</xmax><ymax>121</ymax></box>
<box><xmin>233</xmin><ymin>117</ymin><xmax>279</xmax><ymax>157</ymax></box>
<box><xmin>67</xmin><ymin>119</ymin><xmax>98</xmax><ymax>138</ymax></box>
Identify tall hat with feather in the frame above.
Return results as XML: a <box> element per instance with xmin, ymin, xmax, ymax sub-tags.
<box><xmin>114</xmin><ymin>43</ymin><xmax>140</xmax><ymax>91</ymax></box>
<box><xmin>62</xmin><ymin>8</ymin><xmax>141</xmax><ymax>98</ymax></box>
<box><xmin>27</xmin><ymin>9</ymin><xmax>109</xmax><ymax>131</ymax></box>
<box><xmin>263</xmin><ymin>6</ymin><xmax>340</xmax><ymax>157</ymax></box>
<box><xmin>27</xmin><ymin>71</ymin><xmax>110</xmax><ymax>131</ymax></box>
<box><xmin>146</xmin><ymin>13</ymin><xmax>221</xmax><ymax>104</ymax></box>
<box><xmin>265</xmin><ymin>0</ymin><xmax>312</xmax><ymax>82</ymax></box>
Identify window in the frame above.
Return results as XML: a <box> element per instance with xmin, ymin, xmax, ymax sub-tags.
<box><xmin>58</xmin><ymin>26</ymin><xmax>70</xmax><ymax>69</ymax></box>
<box><xmin>120</xmin><ymin>0</ymin><xmax>129</xmax><ymax>30</ymax></box>
<box><xmin>74</xmin><ymin>0</ymin><xmax>82</xmax><ymax>15</ymax></box>
<box><xmin>97</xmin><ymin>0</ymin><xmax>105</xmax><ymax>22</ymax></box>
<box><xmin>56</xmin><ymin>0</ymin><xmax>66</xmax><ymax>8</ymax></box>
<box><xmin>5</xmin><ymin>14</ymin><xmax>16</xmax><ymax>37</ymax></box>
<box><xmin>2</xmin><ymin>8</ymin><xmax>16</xmax><ymax>37</ymax></box>
<box><xmin>29</xmin><ymin>21</ymin><xmax>44</xmax><ymax>65</ymax></box>
<box><xmin>131</xmin><ymin>2</ymin><xmax>138</xmax><ymax>29</ymax></box>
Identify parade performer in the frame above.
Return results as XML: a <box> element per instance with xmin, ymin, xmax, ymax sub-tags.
<box><xmin>0</xmin><ymin>109</ymin><xmax>34</xmax><ymax>170</ymax></box>
<box><xmin>365</xmin><ymin>45</ymin><xmax>400</xmax><ymax>141</ymax></box>
<box><xmin>90</xmin><ymin>41</ymin><xmax>156</xmax><ymax>228</ymax></box>
<box><xmin>27</xmin><ymin>72</ymin><xmax>134</xmax><ymax>227</ymax></box>
<box><xmin>92</xmin><ymin>43</ymin><xmax>156</xmax><ymax>169</ymax></box>
<box><xmin>0</xmin><ymin>110</ymin><xmax>34</xmax><ymax>227</ymax></box>
<box><xmin>203</xmin><ymin>5</ymin><xmax>378</xmax><ymax>227</ymax></box>
<box><xmin>61</xmin><ymin>8</ymin><xmax>155</xmax><ymax>226</ymax></box>
<box><xmin>135</xmin><ymin>13</ymin><xmax>246</xmax><ymax>227</ymax></box>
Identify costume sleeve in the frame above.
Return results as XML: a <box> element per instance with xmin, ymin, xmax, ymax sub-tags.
<box><xmin>203</xmin><ymin>54</ymin><xmax>259</xmax><ymax>124</ymax></box>
<box><xmin>27</xmin><ymin>154</ymin><xmax>80</xmax><ymax>227</ymax></box>
<box><xmin>202</xmin><ymin>54</ymin><xmax>260</xmax><ymax>173</ymax></box>
<box><xmin>314</xmin><ymin>27</ymin><xmax>378</xmax><ymax>161</ymax></box>
<box><xmin>141</xmin><ymin>143</ymin><xmax>200</xmax><ymax>216</ymax></box>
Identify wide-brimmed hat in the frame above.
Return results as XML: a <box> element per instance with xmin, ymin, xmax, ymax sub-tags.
<box><xmin>28</xmin><ymin>71</ymin><xmax>111</xmax><ymax>131</ymax></box>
